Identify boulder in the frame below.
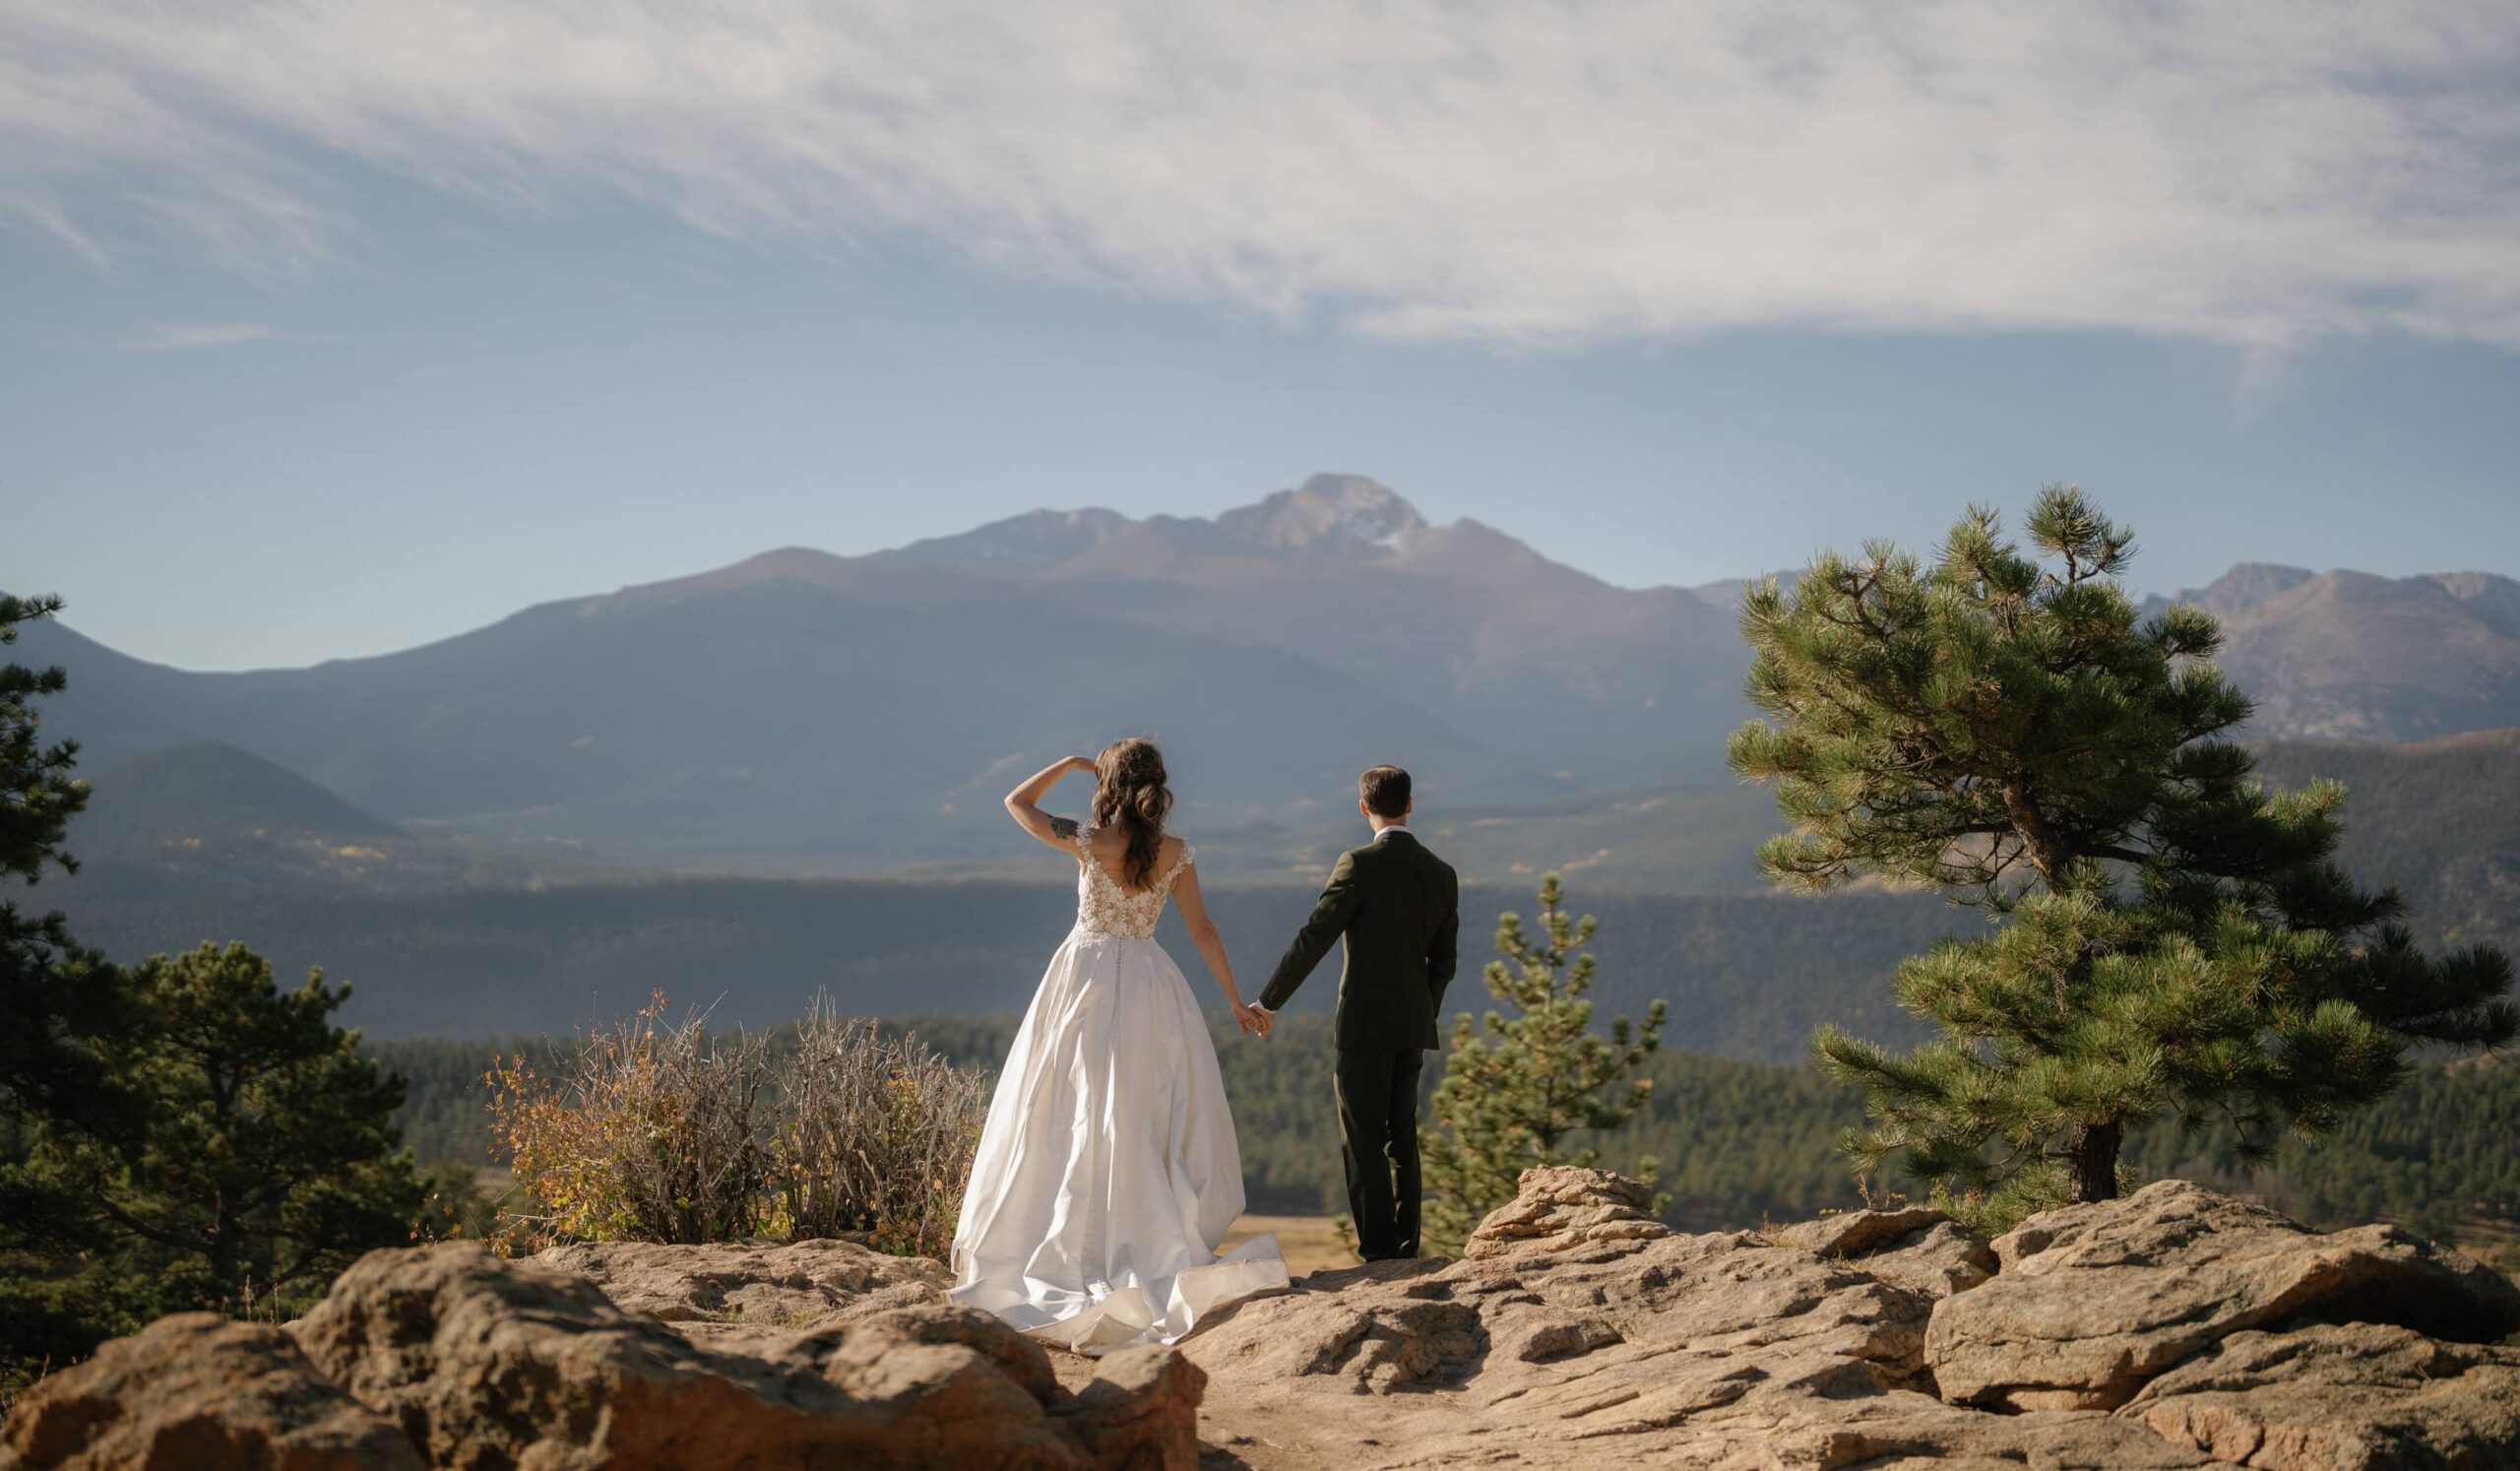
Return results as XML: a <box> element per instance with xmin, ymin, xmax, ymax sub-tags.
<box><xmin>3</xmin><ymin>1312</ymin><xmax>421</xmax><ymax>1471</ymax></box>
<box><xmin>286</xmin><ymin>1240</ymin><xmax>1196</xmax><ymax>1470</ymax></box>
<box><xmin>1925</xmin><ymin>1178</ymin><xmax>2520</xmax><ymax>1412</ymax></box>
<box><xmin>1852</xmin><ymin>1220</ymin><xmax>2000</xmax><ymax>1302</ymax></box>
<box><xmin>1462</xmin><ymin>1165</ymin><xmax>1673</xmax><ymax>1260</ymax></box>
<box><xmin>2121</xmin><ymin>1321</ymin><xmax>2520</xmax><ymax>1470</ymax></box>
<box><xmin>1045</xmin><ymin>1344</ymin><xmax>1206</xmax><ymax>1471</ymax></box>
<box><xmin>1772</xmin><ymin>1207</ymin><xmax>1997</xmax><ymax>1301</ymax></box>
<box><xmin>1772</xmin><ymin>1206</ymin><xmax>1951</xmax><ymax>1260</ymax></box>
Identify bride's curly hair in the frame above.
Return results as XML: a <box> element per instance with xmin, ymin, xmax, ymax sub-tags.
<box><xmin>1092</xmin><ymin>736</ymin><xmax>1173</xmax><ymax>890</ymax></box>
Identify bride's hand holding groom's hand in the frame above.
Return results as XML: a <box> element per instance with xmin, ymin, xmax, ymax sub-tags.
<box><xmin>1220</xmin><ymin>995</ymin><xmax>1266</xmax><ymax>1038</ymax></box>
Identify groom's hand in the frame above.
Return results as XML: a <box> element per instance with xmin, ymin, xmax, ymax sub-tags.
<box><xmin>1246</xmin><ymin>1003</ymin><xmax>1275</xmax><ymax>1039</ymax></box>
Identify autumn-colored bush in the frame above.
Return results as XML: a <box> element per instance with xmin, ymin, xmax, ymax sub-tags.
<box><xmin>487</xmin><ymin>993</ymin><xmax>985</xmax><ymax>1258</ymax></box>
<box><xmin>487</xmin><ymin>993</ymin><xmax>773</xmax><ymax>1249</ymax></box>
<box><xmin>775</xmin><ymin>1003</ymin><xmax>988</xmax><ymax>1258</ymax></box>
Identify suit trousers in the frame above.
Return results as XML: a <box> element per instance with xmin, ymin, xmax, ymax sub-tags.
<box><xmin>1335</xmin><ymin>1046</ymin><xmax>1425</xmax><ymax>1260</ymax></box>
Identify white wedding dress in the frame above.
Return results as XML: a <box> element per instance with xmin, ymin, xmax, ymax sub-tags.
<box><xmin>949</xmin><ymin>828</ymin><xmax>1289</xmax><ymax>1352</ymax></box>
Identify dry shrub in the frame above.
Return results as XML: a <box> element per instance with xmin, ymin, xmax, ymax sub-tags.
<box><xmin>487</xmin><ymin>992</ymin><xmax>986</xmax><ymax>1259</ymax></box>
<box><xmin>487</xmin><ymin>992</ymin><xmax>774</xmax><ymax>1250</ymax></box>
<box><xmin>775</xmin><ymin>1001</ymin><xmax>988</xmax><ymax>1258</ymax></box>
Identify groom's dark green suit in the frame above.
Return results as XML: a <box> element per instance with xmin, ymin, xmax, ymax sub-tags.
<box><xmin>1259</xmin><ymin>826</ymin><xmax>1459</xmax><ymax>1260</ymax></box>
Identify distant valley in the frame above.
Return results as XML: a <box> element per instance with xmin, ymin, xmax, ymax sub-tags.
<box><xmin>48</xmin><ymin>724</ymin><xmax>2515</xmax><ymax>1045</ymax></box>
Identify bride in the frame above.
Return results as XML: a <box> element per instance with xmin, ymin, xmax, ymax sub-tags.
<box><xmin>948</xmin><ymin>738</ymin><xmax>1291</xmax><ymax>1352</ymax></box>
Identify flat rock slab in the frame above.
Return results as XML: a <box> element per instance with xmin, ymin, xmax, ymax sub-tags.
<box><xmin>1186</xmin><ymin>1254</ymin><xmax>2205</xmax><ymax>1468</ymax></box>
<box><xmin>1187</xmin><ymin>1184</ymin><xmax>1969</xmax><ymax>1466</ymax></box>
<box><xmin>536</xmin><ymin>1236</ymin><xmax>951</xmax><ymax>1332</ymax></box>
<box><xmin>1925</xmin><ymin>1178</ymin><xmax>2520</xmax><ymax>1412</ymax></box>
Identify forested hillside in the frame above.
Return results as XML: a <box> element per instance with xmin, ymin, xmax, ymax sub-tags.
<box><xmin>65</xmin><ymin>718</ymin><xmax>2512</xmax><ymax>1052</ymax></box>
<box><xmin>81</xmin><ymin>879</ymin><xmax>1966</xmax><ymax>1055</ymax></box>
<box><xmin>2257</xmin><ymin>729</ymin><xmax>2520</xmax><ymax>951</ymax></box>
<box><xmin>375</xmin><ymin>1019</ymin><xmax>2520</xmax><ymax>1258</ymax></box>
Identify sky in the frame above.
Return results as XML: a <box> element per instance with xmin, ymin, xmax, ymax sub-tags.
<box><xmin>4</xmin><ymin>1</ymin><xmax>2517</xmax><ymax>672</ymax></box>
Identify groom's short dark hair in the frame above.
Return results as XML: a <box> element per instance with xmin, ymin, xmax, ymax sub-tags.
<box><xmin>1359</xmin><ymin>765</ymin><xmax>1412</xmax><ymax>818</ymax></box>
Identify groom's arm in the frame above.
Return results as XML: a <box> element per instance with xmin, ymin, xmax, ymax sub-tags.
<box><xmin>1259</xmin><ymin>852</ymin><xmax>1362</xmax><ymax>1011</ymax></box>
<box><xmin>1426</xmin><ymin>869</ymin><xmax>1460</xmax><ymax>1015</ymax></box>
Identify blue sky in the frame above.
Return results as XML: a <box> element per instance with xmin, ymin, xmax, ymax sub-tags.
<box><xmin>4</xmin><ymin>3</ymin><xmax>2517</xmax><ymax>671</ymax></box>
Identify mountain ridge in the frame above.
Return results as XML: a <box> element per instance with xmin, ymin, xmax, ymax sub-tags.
<box><xmin>23</xmin><ymin>475</ymin><xmax>2520</xmax><ymax>874</ymax></box>
<box><xmin>26</xmin><ymin>476</ymin><xmax>1744</xmax><ymax>862</ymax></box>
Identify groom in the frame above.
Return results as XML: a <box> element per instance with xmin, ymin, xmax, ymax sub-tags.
<box><xmin>1251</xmin><ymin>765</ymin><xmax>1460</xmax><ymax>1261</ymax></box>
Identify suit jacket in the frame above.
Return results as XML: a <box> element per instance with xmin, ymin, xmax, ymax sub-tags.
<box><xmin>1259</xmin><ymin>827</ymin><xmax>1461</xmax><ymax>1053</ymax></box>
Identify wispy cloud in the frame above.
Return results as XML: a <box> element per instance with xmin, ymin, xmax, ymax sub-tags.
<box><xmin>94</xmin><ymin>322</ymin><xmax>297</xmax><ymax>352</ymax></box>
<box><xmin>3</xmin><ymin>1</ymin><xmax>2516</xmax><ymax>349</ymax></box>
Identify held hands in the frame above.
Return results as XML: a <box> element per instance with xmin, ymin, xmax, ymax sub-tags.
<box><xmin>1234</xmin><ymin>1002</ymin><xmax>1274</xmax><ymax>1039</ymax></box>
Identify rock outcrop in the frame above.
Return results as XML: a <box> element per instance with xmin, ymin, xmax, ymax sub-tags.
<box><xmin>1183</xmin><ymin>1178</ymin><xmax>2190</xmax><ymax>1468</ymax></box>
<box><xmin>1925</xmin><ymin>1178</ymin><xmax>2520</xmax><ymax>1412</ymax></box>
<box><xmin>533</xmin><ymin>1237</ymin><xmax>953</xmax><ymax>1344</ymax></box>
<box><xmin>1771</xmin><ymin>1205</ymin><xmax>1997</xmax><ymax>1300</ymax></box>
<box><xmin>2124</xmin><ymin>1322</ymin><xmax>2520</xmax><ymax>1469</ymax></box>
<box><xmin>7</xmin><ymin>1244</ymin><xmax>1196</xmax><ymax>1471</ymax></box>
<box><xmin>1459</xmin><ymin>1164</ymin><xmax>1674</xmax><ymax>1260</ymax></box>
<box><xmin>3</xmin><ymin>1313</ymin><xmax>421</xmax><ymax>1471</ymax></box>
<box><xmin>1178</xmin><ymin>1171</ymin><xmax>2520</xmax><ymax>1469</ymax></box>
<box><xmin>12</xmin><ymin>1171</ymin><xmax>2520</xmax><ymax>1469</ymax></box>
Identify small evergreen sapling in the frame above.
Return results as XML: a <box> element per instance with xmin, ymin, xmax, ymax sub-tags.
<box><xmin>1419</xmin><ymin>873</ymin><xmax>1668</xmax><ymax>1251</ymax></box>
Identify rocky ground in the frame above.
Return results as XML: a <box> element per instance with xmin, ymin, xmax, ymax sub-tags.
<box><xmin>9</xmin><ymin>1170</ymin><xmax>2520</xmax><ymax>1469</ymax></box>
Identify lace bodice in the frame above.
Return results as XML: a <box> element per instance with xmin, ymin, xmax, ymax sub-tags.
<box><xmin>1073</xmin><ymin>827</ymin><xmax>1194</xmax><ymax>940</ymax></box>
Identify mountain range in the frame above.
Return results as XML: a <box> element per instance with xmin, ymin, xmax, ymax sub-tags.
<box><xmin>2140</xmin><ymin>564</ymin><xmax>2520</xmax><ymax>740</ymax></box>
<box><xmin>21</xmin><ymin>474</ymin><xmax>2520</xmax><ymax>879</ymax></box>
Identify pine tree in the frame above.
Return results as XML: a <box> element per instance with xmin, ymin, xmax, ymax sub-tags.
<box><xmin>1729</xmin><ymin>488</ymin><xmax>2516</xmax><ymax>1228</ymax></box>
<box><xmin>1418</xmin><ymin>873</ymin><xmax>1667</xmax><ymax>1251</ymax></box>
<box><xmin>1</xmin><ymin>593</ymin><xmax>148</xmax><ymax>1385</ymax></box>
<box><xmin>35</xmin><ymin>943</ymin><xmax>423</xmax><ymax>1314</ymax></box>
<box><xmin>0</xmin><ymin>594</ymin><xmax>123</xmax><ymax>1129</ymax></box>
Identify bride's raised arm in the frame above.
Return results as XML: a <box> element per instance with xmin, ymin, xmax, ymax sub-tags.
<box><xmin>1171</xmin><ymin>857</ymin><xmax>1263</xmax><ymax>1035</ymax></box>
<box><xmin>1004</xmin><ymin>754</ymin><xmax>1095</xmax><ymax>850</ymax></box>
